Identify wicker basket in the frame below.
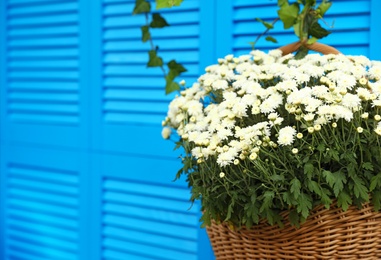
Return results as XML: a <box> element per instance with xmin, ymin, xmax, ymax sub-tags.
<box><xmin>206</xmin><ymin>201</ymin><xmax>381</xmax><ymax>259</ymax></box>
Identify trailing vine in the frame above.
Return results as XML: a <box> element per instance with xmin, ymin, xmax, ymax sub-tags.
<box><xmin>133</xmin><ymin>0</ymin><xmax>333</xmax><ymax>94</ymax></box>
<box><xmin>133</xmin><ymin>0</ymin><xmax>186</xmax><ymax>94</ymax></box>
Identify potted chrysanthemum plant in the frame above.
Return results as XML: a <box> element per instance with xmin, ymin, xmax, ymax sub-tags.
<box><xmin>162</xmin><ymin>0</ymin><xmax>381</xmax><ymax>258</ymax></box>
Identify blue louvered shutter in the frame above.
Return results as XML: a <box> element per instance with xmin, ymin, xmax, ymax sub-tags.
<box><xmin>1</xmin><ymin>0</ymin><xmax>91</xmax><ymax>259</ymax></box>
<box><xmin>3</xmin><ymin>0</ymin><xmax>87</xmax><ymax>148</ymax></box>
<box><xmin>93</xmin><ymin>0</ymin><xmax>214</xmax><ymax>259</ymax></box>
<box><xmin>2</xmin><ymin>145</ymin><xmax>86</xmax><ymax>260</ymax></box>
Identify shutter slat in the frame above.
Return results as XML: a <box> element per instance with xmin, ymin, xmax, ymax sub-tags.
<box><xmin>8</xmin><ymin>13</ymin><xmax>78</xmax><ymax>26</ymax></box>
<box><xmin>9</xmin><ymin>37</ymin><xmax>78</xmax><ymax>47</ymax></box>
<box><xmin>8</xmin><ymin>229</ymin><xmax>78</xmax><ymax>252</ymax></box>
<box><xmin>8</xmin><ymin>219</ymin><xmax>78</xmax><ymax>240</ymax></box>
<box><xmin>9</xmin><ymin>82</ymin><xmax>78</xmax><ymax>91</ymax></box>
<box><xmin>9</xmin><ymin>208</ymin><xmax>78</xmax><ymax>229</ymax></box>
<box><xmin>103</xmin><ymin>226</ymin><xmax>197</xmax><ymax>252</ymax></box>
<box><xmin>9</xmin><ymin>60</ymin><xmax>79</xmax><ymax>69</ymax></box>
<box><xmin>9</xmin><ymin>2</ymin><xmax>78</xmax><ymax>16</ymax></box>
<box><xmin>9</xmin><ymin>25</ymin><xmax>78</xmax><ymax>37</ymax></box>
<box><xmin>103</xmin><ymin>215</ymin><xmax>197</xmax><ymax>240</ymax></box>
<box><xmin>6</xmin><ymin>238</ymin><xmax>77</xmax><ymax>260</ymax></box>
<box><xmin>103</xmin><ymin>237</ymin><xmax>196</xmax><ymax>260</ymax></box>
<box><xmin>9</xmin><ymin>48</ymin><xmax>79</xmax><ymax>58</ymax></box>
<box><xmin>9</xmin><ymin>188</ymin><xmax>78</xmax><ymax>207</ymax></box>
<box><xmin>103</xmin><ymin>203</ymin><xmax>197</xmax><ymax>226</ymax></box>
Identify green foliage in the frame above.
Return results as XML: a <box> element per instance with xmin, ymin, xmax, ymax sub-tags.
<box><xmin>156</xmin><ymin>0</ymin><xmax>183</xmax><ymax>9</ymax></box>
<box><xmin>256</xmin><ymin>18</ymin><xmax>274</xmax><ymax>29</ymax></box>
<box><xmin>256</xmin><ymin>0</ymin><xmax>333</xmax><ymax>54</ymax></box>
<box><xmin>150</xmin><ymin>13</ymin><xmax>170</xmax><ymax>28</ymax></box>
<box><xmin>141</xmin><ymin>26</ymin><xmax>150</xmax><ymax>42</ymax></box>
<box><xmin>277</xmin><ymin>3</ymin><xmax>300</xmax><ymax>29</ymax></box>
<box><xmin>147</xmin><ymin>49</ymin><xmax>163</xmax><ymax>67</ymax></box>
<box><xmin>133</xmin><ymin>0</ymin><xmax>186</xmax><ymax>94</ymax></box>
<box><xmin>133</xmin><ymin>0</ymin><xmax>151</xmax><ymax>14</ymax></box>
<box><xmin>265</xmin><ymin>36</ymin><xmax>278</xmax><ymax>43</ymax></box>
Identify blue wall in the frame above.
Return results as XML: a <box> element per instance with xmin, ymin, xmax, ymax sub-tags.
<box><xmin>0</xmin><ymin>0</ymin><xmax>380</xmax><ymax>259</ymax></box>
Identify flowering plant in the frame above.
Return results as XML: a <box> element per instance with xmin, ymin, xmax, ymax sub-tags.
<box><xmin>162</xmin><ymin>49</ymin><xmax>381</xmax><ymax>228</ymax></box>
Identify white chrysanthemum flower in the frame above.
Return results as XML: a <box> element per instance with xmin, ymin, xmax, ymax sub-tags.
<box><xmin>304</xmin><ymin>113</ymin><xmax>315</xmax><ymax>122</ymax></box>
<box><xmin>341</xmin><ymin>93</ymin><xmax>361</xmax><ymax>109</ymax></box>
<box><xmin>337</xmin><ymin>74</ymin><xmax>357</xmax><ymax>89</ymax></box>
<box><xmin>275</xmin><ymin>80</ymin><xmax>298</xmax><ymax>92</ymax></box>
<box><xmin>260</xmin><ymin>93</ymin><xmax>283</xmax><ymax>114</ymax></box>
<box><xmin>334</xmin><ymin>105</ymin><xmax>354</xmax><ymax>122</ymax></box>
<box><xmin>161</xmin><ymin>127</ymin><xmax>171</xmax><ymax>139</ymax></box>
<box><xmin>268</xmin><ymin>112</ymin><xmax>279</xmax><ymax>121</ymax></box>
<box><xmin>232</xmin><ymin>102</ymin><xmax>248</xmax><ymax>118</ymax></box>
<box><xmin>212</xmin><ymin>79</ymin><xmax>229</xmax><ymax>90</ymax></box>
<box><xmin>277</xmin><ymin>126</ymin><xmax>296</xmax><ymax>146</ymax></box>
<box><xmin>217</xmin><ymin>147</ymin><xmax>239</xmax><ymax>167</ymax></box>
<box><xmin>312</xmin><ymin>85</ymin><xmax>329</xmax><ymax>98</ymax></box>
<box><xmin>287</xmin><ymin>88</ymin><xmax>312</xmax><ymax>105</ymax></box>
<box><xmin>372</xmin><ymin>99</ymin><xmax>381</xmax><ymax>108</ymax></box>
<box><xmin>303</xmin><ymin>97</ymin><xmax>323</xmax><ymax>112</ymax></box>
<box><xmin>357</xmin><ymin>88</ymin><xmax>372</xmax><ymax>100</ymax></box>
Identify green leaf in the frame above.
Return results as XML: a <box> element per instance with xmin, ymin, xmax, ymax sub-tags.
<box><xmin>265</xmin><ymin>36</ymin><xmax>278</xmax><ymax>43</ymax></box>
<box><xmin>320</xmin><ymin>188</ymin><xmax>332</xmax><ymax>208</ymax></box>
<box><xmin>307</xmin><ymin>37</ymin><xmax>318</xmax><ymax>45</ymax></box>
<box><xmin>147</xmin><ymin>50</ymin><xmax>163</xmax><ymax>67</ymax></box>
<box><xmin>290</xmin><ymin>178</ymin><xmax>301</xmax><ymax>199</ymax></box>
<box><xmin>307</xmin><ymin>180</ymin><xmax>321</xmax><ymax>196</ymax></box>
<box><xmin>317</xmin><ymin>143</ymin><xmax>325</xmax><ymax>152</ymax></box>
<box><xmin>362</xmin><ymin>162</ymin><xmax>374</xmax><ymax>171</ymax></box>
<box><xmin>328</xmin><ymin>149</ymin><xmax>340</xmax><ymax>161</ymax></box>
<box><xmin>277</xmin><ymin>0</ymin><xmax>288</xmax><ymax>7</ymax></box>
<box><xmin>352</xmin><ymin>176</ymin><xmax>369</xmax><ymax>200</ymax></box>
<box><xmin>141</xmin><ymin>26</ymin><xmax>151</xmax><ymax>42</ymax></box>
<box><xmin>296</xmin><ymin>193</ymin><xmax>312</xmax><ymax>218</ymax></box>
<box><xmin>167</xmin><ymin>60</ymin><xmax>187</xmax><ymax>79</ymax></box>
<box><xmin>308</xmin><ymin>21</ymin><xmax>331</xmax><ymax>39</ymax></box>
<box><xmin>370</xmin><ymin>172</ymin><xmax>381</xmax><ymax>191</ymax></box>
<box><xmin>294</xmin><ymin>46</ymin><xmax>308</xmax><ymax>60</ymax></box>
<box><xmin>288</xmin><ymin>209</ymin><xmax>300</xmax><ymax>228</ymax></box>
<box><xmin>323</xmin><ymin>170</ymin><xmax>346</xmax><ymax>197</ymax></box>
<box><xmin>277</xmin><ymin>3</ymin><xmax>300</xmax><ymax>29</ymax></box>
<box><xmin>256</xmin><ymin>18</ymin><xmax>274</xmax><ymax>29</ymax></box>
<box><xmin>156</xmin><ymin>0</ymin><xmax>183</xmax><ymax>9</ymax></box>
<box><xmin>165</xmin><ymin>79</ymin><xmax>180</xmax><ymax>94</ymax></box>
<box><xmin>282</xmin><ymin>191</ymin><xmax>295</xmax><ymax>205</ymax></box>
<box><xmin>260</xmin><ymin>191</ymin><xmax>275</xmax><ymax>213</ymax></box>
<box><xmin>317</xmin><ymin>1</ymin><xmax>332</xmax><ymax>16</ymax></box>
<box><xmin>372</xmin><ymin>190</ymin><xmax>381</xmax><ymax>211</ymax></box>
<box><xmin>305</xmin><ymin>0</ymin><xmax>316</xmax><ymax>5</ymax></box>
<box><xmin>337</xmin><ymin>191</ymin><xmax>352</xmax><ymax>211</ymax></box>
<box><xmin>150</xmin><ymin>13</ymin><xmax>170</xmax><ymax>28</ymax></box>
<box><xmin>133</xmin><ymin>0</ymin><xmax>151</xmax><ymax>14</ymax></box>
<box><xmin>293</xmin><ymin>22</ymin><xmax>301</xmax><ymax>37</ymax></box>
<box><xmin>304</xmin><ymin>162</ymin><xmax>314</xmax><ymax>176</ymax></box>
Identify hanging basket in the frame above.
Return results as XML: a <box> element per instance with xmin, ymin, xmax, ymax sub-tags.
<box><xmin>205</xmin><ymin>42</ymin><xmax>381</xmax><ymax>259</ymax></box>
<box><xmin>206</xmin><ymin>201</ymin><xmax>381</xmax><ymax>259</ymax></box>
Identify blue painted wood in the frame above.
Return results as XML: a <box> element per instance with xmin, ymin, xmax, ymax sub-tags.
<box><xmin>216</xmin><ymin>1</ymin><xmax>233</xmax><ymax>58</ymax></box>
<box><xmin>1</xmin><ymin>1</ymin><xmax>380</xmax><ymax>260</ymax></box>
<box><xmin>370</xmin><ymin>0</ymin><xmax>381</xmax><ymax>60</ymax></box>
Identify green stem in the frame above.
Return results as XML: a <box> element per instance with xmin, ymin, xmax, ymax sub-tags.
<box><xmin>251</xmin><ymin>18</ymin><xmax>279</xmax><ymax>50</ymax></box>
<box><xmin>299</xmin><ymin>3</ymin><xmax>311</xmax><ymax>42</ymax></box>
<box><xmin>144</xmin><ymin>13</ymin><xmax>167</xmax><ymax>77</ymax></box>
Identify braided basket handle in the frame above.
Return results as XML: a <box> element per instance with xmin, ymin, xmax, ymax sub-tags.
<box><xmin>278</xmin><ymin>41</ymin><xmax>341</xmax><ymax>55</ymax></box>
